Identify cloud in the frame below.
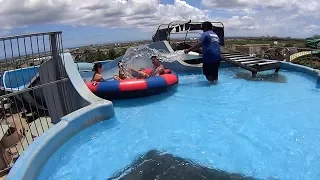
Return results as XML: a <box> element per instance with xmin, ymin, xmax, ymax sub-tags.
<box><xmin>201</xmin><ymin>0</ymin><xmax>320</xmax><ymax>37</ymax></box>
<box><xmin>304</xmin><ymin>24</ymin><xmax>319</xmax><ymax>33</ymax></box>
<box><xmin>0</xmin><ymin>0</ymin><xmax>208</xmax><ymax>32</ymax></box>
<box><xmin>201</xmin><ymin>0</ymin><xmax>251</xmax><ymax>8</ymax></box>
<box><xmin>223</xmin><ymin>16</ymin><xmax>257</xmax><ymax>30</ymax></box>
<box><xmin>201</xmin><ymin>0</ymin><xmax>320</xmax><ymax>18</ymax></box>
<box><xmin>0</xmin><ymin>0</ymin><xmax>319</xmax><ymax>38</ymax></box>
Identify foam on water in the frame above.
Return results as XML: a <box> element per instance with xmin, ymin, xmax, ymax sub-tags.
<box><xmin>39</xmin><ymin>69</ymin><xmax>320</xmax><ymax>180</ymax></box>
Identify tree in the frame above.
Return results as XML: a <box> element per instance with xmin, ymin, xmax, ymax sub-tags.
<box><xmin>285</xmin><ymin>43</ymin><xmax>293</xmax><ymax>47</ymax></box>
<box><xmin>107</xmin><ymin>48</ymin><xmax>117</xmax><ymax>59</ymax></box>
<box><xmin>117</xmin><ymin>48</ymin><xmax>127</xmax><ymax>57</ymax></box>
<box><xmin>95</xmin><ymin>48</ymin><xmax>108</xmax><ymax>61</ymax></box>
<box><xmin>295</xmin><ymin>43</ymin><xmax>306</xmax><ymax>48</ymax></box>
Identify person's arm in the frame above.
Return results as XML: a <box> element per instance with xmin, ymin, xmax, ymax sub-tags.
<box><xmin>156</xmin><ymin>66</ymin><xmax>165</xmax><ymax>76</ymax></box>
<box><xmin>92</xmin><ymin>74</ymin><xmax>99</xmax><ymax>81</ymax></box>
<box><xmin>96</xmin><ymin>74</ymin><xmax>104</xmax><ymax>82</ymax></box>
<box><xmin>185</xmin><ymin>33</ymin><xmax>210</xmax><ymax>54</ymax></box>
<box><xmin>129</xmin><ymin>68</ymin><xmax>139</xmax><ymax>73</ymax></box>
<box><xmin>114</xmin><ymin>75</ymin><xmax>121</xmax><ymax>80</ymax></box>
<box><xmin>184</xmin><ymin>43</ymin><xmax>201</xmax><ymax>54</ymax></box>
<box><xmin>130</xmin><ymin>68</ymin><xmax>149</xmax><ymax>77</ymax></box>
<box><xmin>141</xmin><ymin>72</ymin><xmax>150</xmax><ymax>77</ymax></box>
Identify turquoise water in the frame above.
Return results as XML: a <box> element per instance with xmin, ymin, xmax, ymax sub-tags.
<box><xmin>38</xmin><ymin>68</ymin><xmax>320</xmax><ymax>180</ymax></box>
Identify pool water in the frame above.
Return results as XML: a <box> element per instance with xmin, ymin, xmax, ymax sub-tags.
<box><xmin>38</xmin><ymin>68</ymin><xmax>320</xmax><ymax>180</ymax></box>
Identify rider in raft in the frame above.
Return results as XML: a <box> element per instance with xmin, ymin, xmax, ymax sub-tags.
<box><xmin>114</xmin><ymin>56</ymin><xmax>165</xmax><ymax>80</ymax></box>
<box><xmin>150</xmin><ymin>55</ymin><xmax>165</xmax><ymax>76</ymax></box>
<box><xmin>91</xmin><ymin>63</ymin><xmax>105</xmax><ymax>82</ymax></box>
<box><xmin>114</xmin><ymin>61</ymin><xmax>149</xmax><ymax>80</ymax></box>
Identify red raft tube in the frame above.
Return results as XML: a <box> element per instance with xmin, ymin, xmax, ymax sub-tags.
<box><xmin>85</xmin><ymin>68</ymin><xmax>178</xmax><ymax>100</ymax></box>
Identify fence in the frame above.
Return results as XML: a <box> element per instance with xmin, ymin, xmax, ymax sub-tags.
<box><xmin>0</xmin><ymin>32</ymin><xmax>75</xmax><ymax>175</ymax></box>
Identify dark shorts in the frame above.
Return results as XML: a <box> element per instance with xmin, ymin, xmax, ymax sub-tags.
<box><xmin>202</xmin><ymin>61</ymin><xmax>220</xmax><ymax>81</ymax></box>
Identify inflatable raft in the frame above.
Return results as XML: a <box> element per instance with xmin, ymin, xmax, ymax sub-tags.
<box><xmin>85</xmin><ymin>68</ymin><xmax>178</xmax><ymax>100</ymax></box>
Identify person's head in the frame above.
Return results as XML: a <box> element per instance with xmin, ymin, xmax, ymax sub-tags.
<box><xmin>118</xmin><ymin>71</ymin><xmax>125</xmax><ymax>79</ymax></box>
<box><xmin>150</xmin><ymin>55</ymin><xmax>161</xmax><ymax>67</ymax></box>
<box><xmin>118</xmin><ymin>61</ymin><xmax>126</xmax><ymax>70</ymax></box>
<box><xmin>201</xmin><ymin>21</ymin><xmax>213</xmax><ymax>32</ymax></box>
<box><xmin>92</xmin><ymin>63</ymin><xmax>102</xmax><ymax>74</ymax></box>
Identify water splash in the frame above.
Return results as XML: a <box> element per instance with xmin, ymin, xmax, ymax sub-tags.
<box><xmin>160</xmin><ymin>50</ymin><xmax>185</xmax><ymax>62</ymax></box>
<box><xmin>121</xmin><ymin>44</ymin><xmax>185</xmax><ymax>65</ymax></box>
<box><xmin>100</xmin><ymin>44</ymin><xmax>188</xmax><ymax>80</ymax></box>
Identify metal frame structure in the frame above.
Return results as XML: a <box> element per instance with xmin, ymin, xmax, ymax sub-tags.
<box><xmin>0</xmin><ymin>31</ymin><xmax>74</xmax><ymax>173</ymax></box>
<box><xmin>152</xmin><ymin>20</ymin><xmax>225</xmax><ymax>46</ymax></box>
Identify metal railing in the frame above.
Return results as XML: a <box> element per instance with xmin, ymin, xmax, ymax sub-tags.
<box><xmin>0</xmin><ymin>32</ymin><xmax>73</xmax><ymax>174</ymax></box>
<box><xmin>287</xmin><ymin>49</ymin><xmax>320</xmax><ymax>69</ymax></box>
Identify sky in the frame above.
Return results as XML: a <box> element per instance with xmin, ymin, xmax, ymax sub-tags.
<box><xmin>0</xmin><ymin>0</ymin><xmax>319</xmax><ymax>48</ymax></box>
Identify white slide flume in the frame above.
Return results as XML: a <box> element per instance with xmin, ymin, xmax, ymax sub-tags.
<box><xmin>182</xmin><ymin>51</ymin><xmax>202</xmax><ymax>61</ymax></box>
<box><xmin>177</xmin><ymin>51</ymin><xmax>203</xmax><ymax>67</ymax></box>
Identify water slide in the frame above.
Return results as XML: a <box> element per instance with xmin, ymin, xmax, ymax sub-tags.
<box><xmin>290</xmin><ymin>50</ymin><xmax>320</xmax><ymax>62</ymax></box>
<box><xmin>148</xmin><ymin>40</ymin><xmax>203</xmax><ymax>67</ymax></box>
<box><xmin>1</xmin><ymin>41</ymin><xmax>202</xmax><ymax>110</ymax></box>
<box><xmin>80</xmin><ymin>40</ymin><xmax>203</xmax><ymax>81</ymax></box>
<box><xmin>0</xmin><ymin>52</ymin><xmax>152</xmax><ymax>108</ymax></box>
<box><xmin>289</xmin><ymin>38</ymin><xmax>320</xmax><ymax>61</ymax></box>
<box><xmin>0</xmin><ymin>66</ymin><xmax>47</xmax><ymax>110</ymax></box>
<box><xmin>290</xmin><ymin>51</ymin><xmax>312</xmax><ymax>61</ymax></box>
<box><xmin>0</xmin><ymin>60</ymin><xmax>111</xmax><ymax>110</ymax></box>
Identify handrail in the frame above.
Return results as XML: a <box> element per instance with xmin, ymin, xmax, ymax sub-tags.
<box><xmin>169</xmin><ymin>21</ymin><xmax>224</xmax><ymax>45</ymax></box>
<box><xmin>152</xmin><ymin>20</ymin><xmax>224</xmax><ymax>43</ymax></box>
<box><xmin>153</xmin><ymin>20</ymin><xmax>191</xmax><ymax>42</ymax></box>
<box><xmin>184</xmin><ymin>31</ymin><xmax>202</xmax><ymax>44</ymax></box>
<box><xmin>192</xmin><ymin>21</ymin><xmax>224</xmax><ymax>28</ymax></box>
<box><xmin>167</xmin><ymin>20</ymin><xmax>192</xmax><ymax>43</ymax></box>
<box><xmin>0</xmin><ymin>31</ymin><xmax>62</xmax><ymax>41</ymax></box>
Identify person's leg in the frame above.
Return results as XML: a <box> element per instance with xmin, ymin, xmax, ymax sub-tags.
<box><xmin>212</xmin><ymin>61</ymin><xmax>221</xmax><ymax>81</ymax></box>
<box><xmin>202</xmin><ymin>63</ymin><xmax>208</xmax><ymax>77</ymax></box>
<box><xmin>205</xmin><ymin>75</ymin><xmax>215</xmax><ymax>82</ymax></box>
<box><xmin>203</xmin><ymin>63</ymin><xmax>216</xmax><ymax>82</ymax></box>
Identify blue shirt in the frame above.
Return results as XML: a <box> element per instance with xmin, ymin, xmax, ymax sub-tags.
<box><xmin>200</xmin><ymin>31</ymin><xmax>221</xmax><ymax>63</ymax></box>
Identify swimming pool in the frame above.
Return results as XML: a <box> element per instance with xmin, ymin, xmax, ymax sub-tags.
<box><xmin>38</xmin><ymin>68</ymin><xmax>320</xmax><ymax>180</ymax></box>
